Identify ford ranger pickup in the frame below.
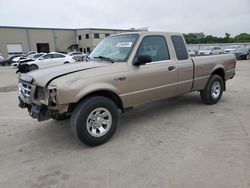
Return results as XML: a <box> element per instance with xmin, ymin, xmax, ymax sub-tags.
<box><xmin>18</xmin><ymin>32</ymin><xmax>236</xmax><ymax>146</ymax></box>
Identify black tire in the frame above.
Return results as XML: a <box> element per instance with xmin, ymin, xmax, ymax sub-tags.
<box><xmin>64</xmin><ymin>61</ymin><xmax>70</xmax><ymax>64</ymax></box>
<box><xmin>3</xmin><ymin>62</ymin><xmax>9</xmax><ymax>66</ymax></box>
<box><xmin>29</xmin><ymin>64</ymin><xmax>38</xmax><ymax>71</ymax></box>
<box><xmin>245</xmin><ymin>54</ymin><xmax>250</xmax><ymax>60</ymax></box>
<box><xmin>200</xmin><ymin>74</ymin><xmax>224</xmax><ymax>105</ymax></box>
<box><xmin>70</xmin><ymin>96</ymin><xmax>119</xmax><ymax>146</ymax></box>
<box><xmin>51</xmin><ymin>113</ymin><xmax>70</xmax><ymax>121</ymax></box>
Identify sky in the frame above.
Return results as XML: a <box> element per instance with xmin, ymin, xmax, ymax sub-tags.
<box><xmin>0</xmin><ymin>0</ymin><xmax>249</xmax><ymax>37</ymax></box>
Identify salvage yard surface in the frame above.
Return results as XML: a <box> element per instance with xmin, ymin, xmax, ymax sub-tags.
<box><xmin>0</xmin><ymin>61</ymin><xmax>250</xmax><ymax>188</ymax></box>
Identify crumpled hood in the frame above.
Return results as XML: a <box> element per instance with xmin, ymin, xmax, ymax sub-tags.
<box><xmin>21</xmin><ymin>62</ymin><xmax>109</xmax><ymax>86</ymax></box>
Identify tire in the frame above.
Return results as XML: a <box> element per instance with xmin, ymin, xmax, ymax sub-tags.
<box><xmin>29</xmin><ymin>64</ymin><xmax>38</xmax><ymax>71</ymax></box>
<box><xmin>246</xmin><ymin>54</ymin><xmax>250</xmax><ymax>60</ymax></box>
<box><xmin>70</xmin><ymin>96</ymin><xmax>119</xmax><ymax>146</ymax></box>
<box><xmin>64</xmin><ymin>61</ymin><xmax>70</xmax><ymax>64</ymax></box>
<box><xmin>51</xmin><ymin>113</ymin><xmax>70</xmax><ymax>121</ymax></box>
<box><xmin>200</xmin><ymin>74</ymin><xmax>224</xmax><ymax>105</ymax></box>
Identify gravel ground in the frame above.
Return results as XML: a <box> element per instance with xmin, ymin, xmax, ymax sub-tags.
<box><xmin>0</xmin><ymin>61</ymin><xmax>250</xmax><ymax>188</ymax></box>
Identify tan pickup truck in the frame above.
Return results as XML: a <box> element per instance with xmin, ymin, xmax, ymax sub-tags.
<box><xmin>18</xmin><ymin>32</ymin><xmax>236</xmax><ymax>146</ymax></box>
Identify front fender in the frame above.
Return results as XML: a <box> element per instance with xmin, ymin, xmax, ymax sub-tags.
<box><xmin>75</xmin><ymin>83</ymin><xmax>120</xmax><ymax>102</ymax></box>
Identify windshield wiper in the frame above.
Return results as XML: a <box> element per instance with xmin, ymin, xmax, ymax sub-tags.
<box><xmin>94</xmin><ymin>56</ymin><xmax>114</xmax><ymax>63</ymax></box>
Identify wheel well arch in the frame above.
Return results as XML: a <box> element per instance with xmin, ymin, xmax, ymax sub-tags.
<box><xmin>69</xmin><ymin>90</ymin><xmax>124</xmax><ymax>112</ymax></box>
<box><xmin>211</xmin><ymin>68</ymin><xmax>225</xmax><ymax>80</ymax></box>
<box><xmin>211</xmin><ymin>68</ymin><xmax>226</xmax><ymax>90</ymax></box>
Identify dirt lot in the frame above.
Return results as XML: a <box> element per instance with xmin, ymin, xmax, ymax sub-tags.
<box><xmin>0</xmin><ymin>61</ymin><xmax>250</xmax><ymax>188</ymax></box>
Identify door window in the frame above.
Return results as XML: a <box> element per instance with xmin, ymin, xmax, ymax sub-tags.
<box><xmin>136</xmin><ymin>36</ymin><xmax>170</xmax><ymax>63</ymax></box>
<box><xmin>53</xmin><ymin>54</ymin><xmax>65</xmax><ymax>58</ymax></box>
<box><xmin>39</xmin><ymin>54</ymin><xmax>53</xmax><ymax>60</ymax></box>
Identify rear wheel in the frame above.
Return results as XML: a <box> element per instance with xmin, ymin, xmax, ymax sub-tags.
<box><xmin>64</xmin><ymin>61</ymin><xmax>70</xmax><ymax>64</ymax></box>
<box><xmin>70</xmin><ymin>96</ymin><xmax>119</xmax><ymax>146</ymax></box>
<box><xmin>200</xmin><ymin>74</ymin><xmax>224</xmax><ymax>105</ymax></box>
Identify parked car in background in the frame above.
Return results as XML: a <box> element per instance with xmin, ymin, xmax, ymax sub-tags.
<box><xmin>14</xmin><ymin>53</ymin><xmax>47</xmax><ymax>70</ymax></box>
<box><xmin>0</xmin><ymin>53</ymin><xmax>4</xmax><ymax>61</ymax></box>
<box><xmin>188</xmin><ymin>49</ymin><xmax>196</xmax><ymax>56</ymax></box>
<box><xmin>233</xmin><ymin>46</ymin><xmax>250</xmax><ymax>60</ymax></box>
<box><xmin>223</xmin><ymin>45</ymin><xmax>242</xmax><ymax>54</ymax></box>
<box><xmin>245</xmin><ymin>45</ymin><xmax>250</xmax><ymax>53</ymax></box>
<box><xmin>67</xmin><ymin>51</ymin><xmax>87</xmax><ymax>61</ymax></box>
<box><xmin>29</xmin><ymin>53</ymin><xmax>46</xmax><ymax>60</ymax></box>
<box><xmin>25</xmin><ymin>51</ymin><xmax>37</xmax><ymax>57</ymax></box>
<box><xmin>198</xmin><ymin>46</ymin><xmax>223</xmax><ymax>55</ymax></box>
<box><xmin>12</xmin><ymin>57</ymin><xmax>30</xmax><ymax>68</ymax></box>
<box><xmin>17</xmin><ymin>52</ymin><xmax>75</xmax><ymax>72</ymax></box>
<box><xmin>0</xmin><ymin>55</ymin><xmax>22</xmax><ymax>66</ymax></box>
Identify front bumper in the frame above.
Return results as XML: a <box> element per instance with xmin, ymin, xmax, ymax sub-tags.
<box><xmin>19</xmin><ymin>97</ymin><xmax>50</xmax><ymax>121</ymax></box>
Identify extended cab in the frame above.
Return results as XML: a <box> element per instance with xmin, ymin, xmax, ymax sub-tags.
<box><xmin>18</xmin><ymin>32</ymin><xmax>236</xmax><ymax>146</ymax></box>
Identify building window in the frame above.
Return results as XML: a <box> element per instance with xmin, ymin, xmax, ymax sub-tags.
<box><xmin>87</xmin><ymin>47</ymin><xmax>91</xmax><ymax>53</ymax></box>
<box><xmin>79</xmin><ymin>48</ymin><xmax>83</xmax><ymax>52</ymax></box>
<box><xmin>78</xmin><ymin>35</ymin><xmax>82</xmax><ymax>40</ymax></box>
<box><xmin>105</xmin><ymin>33</ymin><xmax>110</xmax><ymax>37</ymax></box>
<box><xmin>83</xmin><ymin>48</ymin><xmax>86</xmax><ymax>53</ymax></box>
<box><xmin>85</xmin><ymin>34</ymin><xmax>89</xmax><ymax>39</ymax></box>
<box><xmin>94</xmin><ymin>33</ymin><xmax>99</xmax><ymax>39</ymax></box>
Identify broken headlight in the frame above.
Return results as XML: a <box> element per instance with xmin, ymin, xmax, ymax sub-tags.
<box><xmin>48</xmin><ymin>84</ymin><xmax>57</xmax><ymax>104</ymax></box>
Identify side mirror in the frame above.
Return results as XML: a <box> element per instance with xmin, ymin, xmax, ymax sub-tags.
<box><xmin>133</xmin><ymin>55</ymin><xmax>152</xmax><ymax>66</ymax></box>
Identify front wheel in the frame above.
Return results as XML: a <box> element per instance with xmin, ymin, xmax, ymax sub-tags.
<box><xmin>70</xmin><ymin>96</ymin><xmax>119</xmax><ymax>146</ymax></box>
<box><xmin>200</xmin><ymin>74</ymin><xmax>224</xmax><ymax>105</ymax></box>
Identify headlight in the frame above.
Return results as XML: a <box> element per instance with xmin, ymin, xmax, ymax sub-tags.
<box><xmin>48</xmin><ymin>84</ymin><xmax>57</xmax><ymax>103</ymax></box>
<box><xmin>35</xmin><ymin>86</ymin><xmax>45</xmax><ymax>100</ymax></box>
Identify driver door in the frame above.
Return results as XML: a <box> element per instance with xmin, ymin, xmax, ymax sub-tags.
<box><xmin>129</xmin><ymin>35</ymin><xmax>178</xmax><ymax>106</ymax></box>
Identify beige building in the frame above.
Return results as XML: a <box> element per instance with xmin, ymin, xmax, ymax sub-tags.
<box><xmin>0</xmin><ymin>26</ymin><xmax>147</xmax><ymax>57</ymax></box>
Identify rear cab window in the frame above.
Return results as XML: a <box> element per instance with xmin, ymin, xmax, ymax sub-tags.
<box><xmin>171</xmin><ymin>35</ymin><xmax>188</xmax><ymax>60</ymax></box>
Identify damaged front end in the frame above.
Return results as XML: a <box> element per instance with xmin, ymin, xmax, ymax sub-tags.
<box><xmin>18</xmin><ymin>74</ymin><xmax>68</xmax><ymax>121</ymax></box>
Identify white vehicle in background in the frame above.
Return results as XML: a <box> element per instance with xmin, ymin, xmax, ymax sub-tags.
<box><xmin>67</xmin><ymin>51</ymin><xmax>87</xmax><ymax>61</ymax></box>
<box><xmin>188</xmin><ymin>49</ymin><xmax>196</xmax><ymax>56</ymax></box>
<box><xmin>25</xmin><ymin>52</ymin><xmax>75</xmax><ymax>70</ymax></box>
<box><xmin>0</xmin><ymin>53</ymin><xmax>4</xmax><ymax>61</ymax></box>
<box><xmin>198</xmin><ymin>46</ymin><xmax>223</xmax><ymax>55</ymax></box>
<box><xmin>29</xmin><ymin>53</ymin><xmax>46</xmax><ymax>60</ymax></box>
<box><xmin>12</xmin><ymin>56</ymin><xmax>28</xmax><ymax>68</ymax></box>
<box><xmin>12</xmin><ymin>53</ymin><xmax>47</xmax><ymax>68</ymax></box>
<box><xmin>26</xmin><ymin>51</ymin><xmax>37</xmax><ymax>57</ymax></box>
<box><xmin>223</xmin><ymin>45</ymin><xmax>241</xmax><ymax>54</ymax></box>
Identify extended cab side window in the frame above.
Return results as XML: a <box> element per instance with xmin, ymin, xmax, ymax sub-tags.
<box><xmin>171</xmin><ymin>35</ymin><xmax>188</xmax><ymax>60</ymax></box>
<box><xmin>136</xmin><ymin>36</ymin><xmax>170</xmax><ymax>63</ymax></box>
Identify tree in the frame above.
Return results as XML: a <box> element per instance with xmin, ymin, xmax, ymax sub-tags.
<box><xmin>183</xmin><ymin>32</ymin><xmax>250</xmax><ymax>44</ymax></box>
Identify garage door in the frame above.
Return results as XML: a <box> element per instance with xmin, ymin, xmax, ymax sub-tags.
<box><xmin>7</xmin><ymin>44</ymin><xmax>23</xmax><ymax>55</ymax></box>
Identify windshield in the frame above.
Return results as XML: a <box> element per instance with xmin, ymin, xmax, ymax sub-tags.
<box><xmin>89</xmin><ymin>34</ymin><xmax>139</xmax><ymax>62</ymax></box>
<box><xmin>238</xmin><ymin>46</ymin><xmax>246</xmax><ymax>51</ymax></box>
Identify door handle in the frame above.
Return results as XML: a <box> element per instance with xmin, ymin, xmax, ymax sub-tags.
<box><xmin>168</xmin><ymin>66</ymin><xmax>176</xmax><ymax>71</ymax></box>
